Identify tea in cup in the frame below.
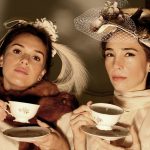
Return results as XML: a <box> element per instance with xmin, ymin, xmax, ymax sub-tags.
<box><xmin>5</xmin><ymin>101</ymin><xmax>40</xmax><ymax>123</ymax></box>
<box><xmin>90</xmin><ymin>103</ymin><xmax>123</xmax><ymax>130</ymax></box>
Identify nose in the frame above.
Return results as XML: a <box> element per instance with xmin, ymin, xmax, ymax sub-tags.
<box><xmin>20</xmin><ymin>54</ymin><xmax>30</xmax><ymax>66</ymax></box>
<box><xmin>113</xmin><ymin>57</ymin><xmax>124</xmax><ymax>70</ymax></box>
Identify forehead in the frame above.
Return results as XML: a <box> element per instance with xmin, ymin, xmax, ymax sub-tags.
<box><xmin>105</xmin><ymin>30</ymin><xmax>144</xmax><ymax>50</ymax></box>
<box><xmin>107</xmin><ymin>31</ymin><xmax>137</xmax><ymax>44</ymax></box>
<box><xmin>12</xmin><ymin>33</ymin><xmax>42</xmax><ymax>42</ymax></box>
<box><xmin>10</xmin><ymin>33</ymin><xmax>46</xmax><ymax>48</ymax></box>
<box><xmin>104</xmin><ymin>31</ymin><xmax>147</xmax><ymax>54</ymax></box>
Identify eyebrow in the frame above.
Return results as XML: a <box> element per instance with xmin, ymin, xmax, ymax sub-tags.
<box><xmin>11</xmin><ymin>43</ymin><xmax>45</xmax><ymax>57</ymax></box>
<box><xmin>123</xmin><ymin>48</ymin><xmax>138</xmax><ymax>52</ymax></box>
<box><xmin>105</xmin><ymin>47</ymin><xmax>138</xmax><ymax>52</ymax></box>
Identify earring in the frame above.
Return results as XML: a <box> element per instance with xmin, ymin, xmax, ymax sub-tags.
<box><xmin>38</xmin><ymin>77</ymin><xmax>41</xmax><ymax>81</ymax></box>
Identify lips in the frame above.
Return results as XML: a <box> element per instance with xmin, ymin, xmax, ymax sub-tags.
<box><xmin>112</xmin><ymin>76</ymin><xmax>127</xmax><ymax>81</ymax></box>
<box><xmin>14</xmin><ymin>67</ymin><xmax>28</xmax><ymax>75</ymax></box>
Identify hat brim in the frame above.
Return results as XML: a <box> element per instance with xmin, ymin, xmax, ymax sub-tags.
<box><xmin>74</xmin><ymin>7</ymin><xmax>136</xmax><ymax>42</ymax></box>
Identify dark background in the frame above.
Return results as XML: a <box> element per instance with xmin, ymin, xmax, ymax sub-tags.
<box><xmin>0</xmin><ymin>0</ymin><xmax>149</xmax><ymax>104</ymax></box>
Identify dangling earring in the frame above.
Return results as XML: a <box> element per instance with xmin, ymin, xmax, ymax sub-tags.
<box><xmin>0</xmin><ymin>56</ymin><xmax>3</xmax><ymax>67</ymax></box>
<box><xmin>38</xmin><ymin>77</ymin><xmax>41</xmax><ymax>81</ymax></box>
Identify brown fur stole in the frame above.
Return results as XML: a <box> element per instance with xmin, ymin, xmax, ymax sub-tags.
<box><xmin>0</xmin><ymin>78</ymin><xmax>79</xmax><ymax>150</ymax></box>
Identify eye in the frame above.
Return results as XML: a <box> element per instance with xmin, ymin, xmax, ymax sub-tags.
<box><xmin>105</xmin><ymin>52</ymin><xmax>114</xmax><ymax>57</ymax></box>
<box><xmin>33</xmin><ymin>55</ymin><xmax>41</xmax><ymax>62</ymax></box>
<box><xmin>13</xmin><ymin>49</ymin><xmax>21</xmax><ymax>54</ymax></box>
<box><xmin>125</xmin><ymin>52</ymin><xmax>135</xmax><ymax>57</ymax></box>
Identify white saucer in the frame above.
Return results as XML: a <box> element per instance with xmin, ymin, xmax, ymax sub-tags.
<box><xmin>3</xmin><ymin>126</ymin><xmax>50</xmax><ymax>142</ymax></box>
<box><xmin>81</xmin><ymin>125</ymin><xmax>129</xmax><ymax>141</ymax></box>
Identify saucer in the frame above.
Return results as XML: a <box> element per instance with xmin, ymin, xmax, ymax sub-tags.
<box><xmin>3</xmin><ymin>126</ymin><xmax>50</xmax><ymax>142</ymax></box>
<box><xmin>81</xmin><ymin>125</ymin><xmax>129</xmax><ymax>141</ymax></box>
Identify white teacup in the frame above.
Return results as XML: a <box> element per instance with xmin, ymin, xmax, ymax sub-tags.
<box><xmin>5</xmin><ymin>101</ymin><xmax>40</xmax><ymax>123</ymax></box>
<box><xmin>90</xmin><ymin>103</ymin><xmax>123</xmax><ymax>130</ymax></box>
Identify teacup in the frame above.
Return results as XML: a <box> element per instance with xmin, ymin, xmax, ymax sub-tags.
<box><xmin>90</xmin><ymin>103</ymin><xmax>123</xmax><ymax>130</ymax></box>
<box><xmin>5</xmin><ymin>101</ymin><xmax>40</xmax><ymax>123</ymax></box>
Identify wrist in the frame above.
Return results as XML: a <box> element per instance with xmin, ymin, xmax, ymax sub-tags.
<box><xmin>73</xmin><ymin>137</ymin><xmax>86</xmax><ymax>150</ymax></box>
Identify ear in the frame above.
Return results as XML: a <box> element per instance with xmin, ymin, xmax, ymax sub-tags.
<box><xmin>0</xmin><ymin>56</ymin><xmax>3</xmax><ymax>67</ymax></box>
<box><xmin>38</xmin><ymin>69</ymin><xmax>46</xmax><ymax>81</ymax></box>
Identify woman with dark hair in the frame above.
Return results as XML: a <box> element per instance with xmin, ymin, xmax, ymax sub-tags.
<box><xmin>0</xmin><ymin>18</ymin><xmax>88</xmax><ymax>150</ymax></box>
<box><xmin>70</xmin><ymin>1</ymin><xmax>150</xmax><ymax>150</ymax></box>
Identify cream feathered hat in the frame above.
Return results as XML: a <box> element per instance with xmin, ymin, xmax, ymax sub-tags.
<box><xmin>74</xmin><ymin>0</ymin><xmax>150</xmax><ymax>48</ymax></box>
<box><xmin>0</xmin><ymin>18</ymin><xmax>88</xmax><ymax>96</ymax></box>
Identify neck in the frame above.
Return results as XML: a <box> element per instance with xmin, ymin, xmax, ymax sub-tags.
<box><xmin>114</xmin><ymin>89</ymin><xmax>150</xmax><ymax>111</ymax></box>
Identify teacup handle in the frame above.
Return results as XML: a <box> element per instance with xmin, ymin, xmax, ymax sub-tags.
<box><xmin>4</xmin><ymin>102</ymin><xmax>12</xmax><ymax>115</ymax></box>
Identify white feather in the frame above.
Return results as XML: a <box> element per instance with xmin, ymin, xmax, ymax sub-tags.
<box><xmin>52</xmin><ymin>42</ymin><xmax>88</xmax><ymax>96</ymax></box>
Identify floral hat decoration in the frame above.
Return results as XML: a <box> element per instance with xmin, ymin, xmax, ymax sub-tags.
<box><xmin>0</xmin><ymin>18</ymin><xmax>88</xmax><ymax>96</ymax></box>
<box><xmin>74</xmin><ymin>0</ymin><xmax>150</xmax><ymax>48</ymax></box>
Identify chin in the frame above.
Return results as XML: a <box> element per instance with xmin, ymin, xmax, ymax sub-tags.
<box><xmin>11</xmin><ymin>80</ymin><xmax>30</xmax><ymax>90</ymax></box>
<box><xmin>114</xmin><ymin>86</ymin><xmax>129</xmax><ymax>93</ymax></box>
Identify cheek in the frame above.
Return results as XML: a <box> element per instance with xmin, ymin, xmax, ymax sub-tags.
<box><xmin>3</xmin><ymin>55</ymin><xmax>16</xmax><ymax>66</ymax></box>
<box><xmin>128</xmin><ymin>59</ymin><xmax>149</xmax><ymax>74</ymax></box>
<box><xmin>2</xmin><ymin>57</ymin><xmax>17</xmax><ymax>73</ymax></box>
<box><xmin>2</xmin><ymin>61</ymin><xmax>13</xmax><ymax>74</ymax></box>
<box><xmin>126</xmin><ymin>61</ymin><xmax>149</xmax><ymax>86</ymax></box>
<box><xmin>30</xmin><ymin>64</ymin><xmax>44</xmax><ymax>78</ymax></box>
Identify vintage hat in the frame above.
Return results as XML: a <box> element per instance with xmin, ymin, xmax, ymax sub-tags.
<box><xmin>74</xmin><ymin>0</ymin><xmax>150</xmax><ymax>47</ymax></box>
